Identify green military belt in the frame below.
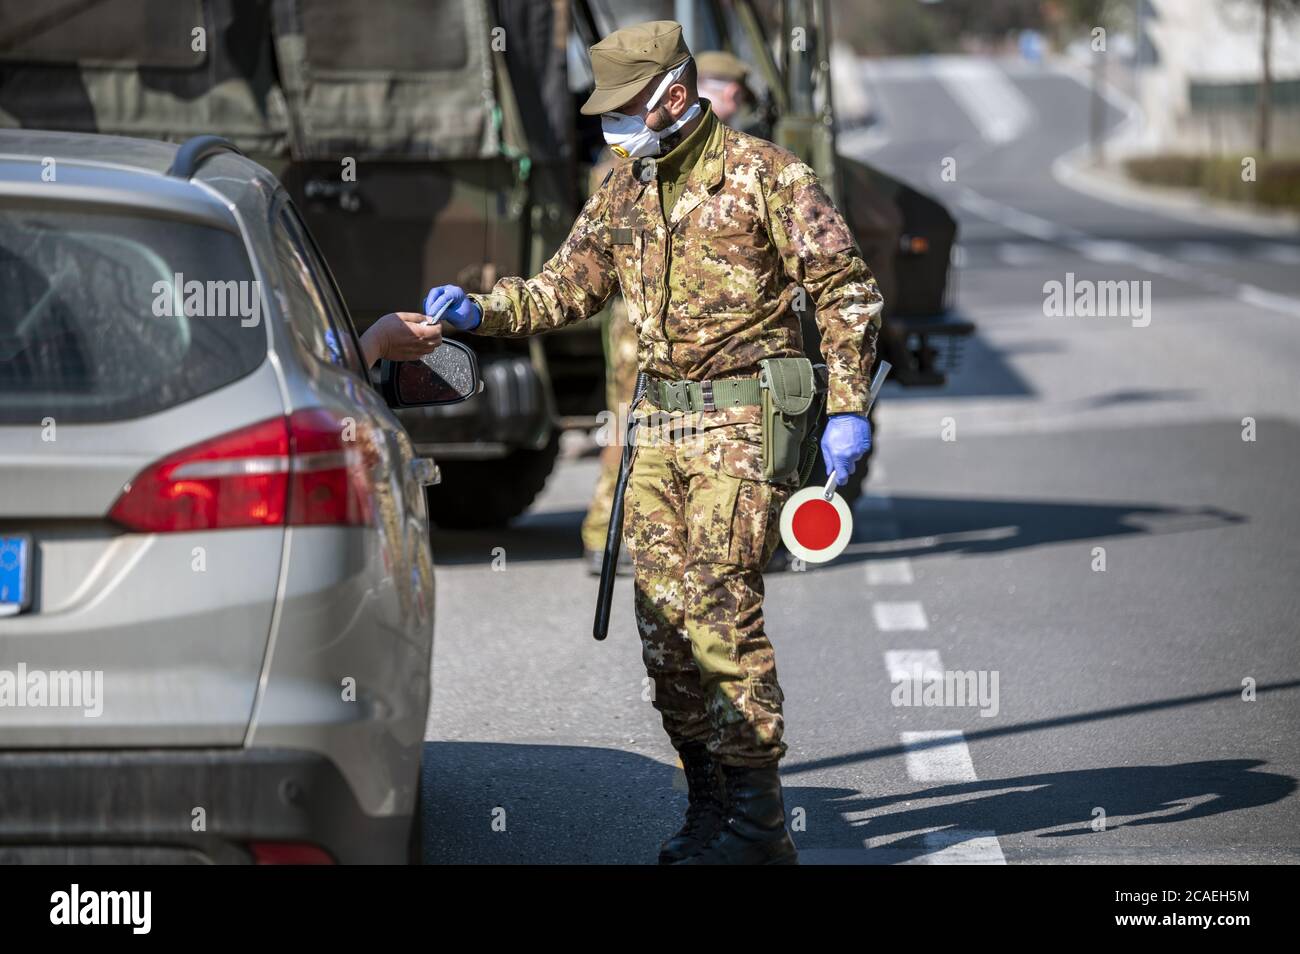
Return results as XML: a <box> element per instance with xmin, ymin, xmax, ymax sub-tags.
<box><xmin>644</xmin><ymin>375</ymin><xmax>763</xmax><ymax>413</ymax></box>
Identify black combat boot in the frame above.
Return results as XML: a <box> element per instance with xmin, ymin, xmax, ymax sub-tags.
<box><xmin>674</xmin><ymin>763</ymin><xmax>798</xmax><ymax>865</ymax></box>
<box><xmin>657</xmin><ymin>742</ymin><xmax>725</xmax><ymax>864</ymax></box>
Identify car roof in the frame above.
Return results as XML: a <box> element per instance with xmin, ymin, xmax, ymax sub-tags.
<box><xmin>0</xmin><ymin>128</ymin><xmax>281</xmax><ymax>231</ymax></box>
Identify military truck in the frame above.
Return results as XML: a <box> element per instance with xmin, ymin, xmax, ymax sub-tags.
<box><xmin>0</xmin><ymin>0</ymin><xmax>971</xmax><ymax>526</ymax></box>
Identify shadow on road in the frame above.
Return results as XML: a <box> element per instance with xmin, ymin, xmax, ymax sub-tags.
<box><xmin>432</xmin><ymin>491</ymin><xmax>1245</xmax><ymax>569</ymax></box>
<box><xmin>419</xmin><ymin>741</ymin><xmax>680</xmax><ymax>864</ymax></box>
<box><xmin>794</xmin><ymin>759</ymin><xmax>1296</xmax><ymax>863</ymax></box>
<box><xmin>417</xmin><ymin>740</ymin><xmax>1296</xmax><ymax>864</ymax></box>
<box><xmin>878</xmin><ymin>332</ymin><xmax>1035</xmax><ymax>401</ymax></box>
<box><xmin>836</xmin><ymin>494</ymin><xmax>1245</xmax><ymax>563</ymax></box>
<box><xmin>431</xmin><ymin>508</ymin><xmax>587</xmax><ymax>566</ymax></box>
<box><xmin>783</xmin><ymin>679</ymin><xmax>1300</xmax><ymax>777</ymax></box>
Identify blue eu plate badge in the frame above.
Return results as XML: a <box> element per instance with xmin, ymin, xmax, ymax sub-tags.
<box><xmin>0</xmin><ymin>535</ymin><xmax>32</xmax><ymax>616</ymax></box>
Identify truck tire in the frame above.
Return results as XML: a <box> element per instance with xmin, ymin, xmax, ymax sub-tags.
<box><xmin>427</xmin><ymin>435</ymin><xmax>561</xmax><ymax>529</ymax></box>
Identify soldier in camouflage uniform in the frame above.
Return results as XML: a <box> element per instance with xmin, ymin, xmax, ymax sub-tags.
<box><xmin>422</xmin><ymin>21</ymin><xmax>881</xmax><ymax>865</ymax></box>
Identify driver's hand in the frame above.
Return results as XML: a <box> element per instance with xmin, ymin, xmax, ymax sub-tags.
<box><xmin>360</xmin><ymin>312</ymin><xmax>443</xmax><ymax>367</ymax></box>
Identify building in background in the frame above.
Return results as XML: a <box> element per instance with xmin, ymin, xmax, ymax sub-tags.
<box><xmin>1135</xmin><ymin>0</ymin><xmax>1300</xmax><ymax>154</ymax></box>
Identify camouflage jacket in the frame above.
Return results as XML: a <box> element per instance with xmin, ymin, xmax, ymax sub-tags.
<box><xmin>469</xmin><ymin>115</ymin><xmax>883</xmax><ymax>414</ymax></box>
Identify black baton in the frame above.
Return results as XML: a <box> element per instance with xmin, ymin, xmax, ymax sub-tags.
<box><xmin>593</xmin><ymin>372</ymin><xmax>647</xmax><ymax>641</ymax></box>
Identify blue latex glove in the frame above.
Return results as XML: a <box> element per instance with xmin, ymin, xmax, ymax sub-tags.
<box><xmin>821</xmin><ymin>413</ymin><xmax>872</xmax><ymax>486</ymax></box>
<box><xmin>422</xmin><ymin>284</ymin><xmax>482</xmax><ymax>331</ymax></box>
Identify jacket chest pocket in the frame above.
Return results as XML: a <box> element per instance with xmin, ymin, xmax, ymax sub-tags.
<box><xmin>639</xmin><ymin>224</ymin><xmax>669</xmax><ymax>321</ymax></box>
<box><xmin>610</xmin><ymin>225</ymin><xmax>644</xmax><ymax>323</ymax></box>
<box><xmin>679</xmin><ymin>199</ymin><xmax>775</xmax><ymax>312</ymax></box>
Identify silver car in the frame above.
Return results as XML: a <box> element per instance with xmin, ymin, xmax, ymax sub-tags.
<box><xmin>0</xmin><ymin>130</ymin><xmax>478</xmax><ymax>863</ymax></box>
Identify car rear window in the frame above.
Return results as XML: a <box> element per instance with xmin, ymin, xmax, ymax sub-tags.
<box><xmin>0</xmin><ymin>205</ymin><xmax>268</xmax><ymax>424</ymax></box>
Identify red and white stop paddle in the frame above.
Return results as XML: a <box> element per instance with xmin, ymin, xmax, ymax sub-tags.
<box><xmin>780</xmin><ymin>361</ymin><xmax>891</xmax><ymax>564</ymax></box>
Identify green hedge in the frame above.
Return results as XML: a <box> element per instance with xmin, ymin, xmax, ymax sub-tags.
<box><xmin>1124</xmin><ymin>155</ymin><xmax>1300</xmax><ymax>210</ymax></box>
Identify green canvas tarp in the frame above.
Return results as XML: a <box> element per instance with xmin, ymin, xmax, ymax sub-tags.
<box><xmin>0</xmin><ymin>0</ymin><xmax>507</xmax><ymax>160</ymax></box>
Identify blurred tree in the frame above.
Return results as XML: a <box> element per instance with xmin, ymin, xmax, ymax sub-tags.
<box><xmin>1248</xmin><ymin>0</ymin><xmax>1300</xmax><ymax>154</ymax></box>
<box><xmin>1221</xmin><ymin>0</ymin><xmax>1300</xmax><ymax>155</ymax></box>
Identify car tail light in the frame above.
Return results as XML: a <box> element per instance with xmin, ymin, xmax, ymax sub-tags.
<box><xmin>248</xmin><ymin>842</ymin><xmax>336</xmax><ymax>865</ymax></box>
<box><xmin>109</xmin><ymin>410</ymin><xmax>372</xmax><ymax>532</ymax></box>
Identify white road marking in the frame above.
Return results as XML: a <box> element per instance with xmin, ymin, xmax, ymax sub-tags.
<box><xmin>884</xmin><ymin>649</ymin><xmax>942</xmax><ymax>681</ymax></box>
<box><xmin>996</xmin><ymin>241</ymin><xmax>1055</xmax><ymax>266</ymax></box>
<box><xmin>867</xmin><ymin>558</ymin><xmax>915</xmax><ymax>586</ymax></box>
<box><xmin>1236</xmin><ymin>283</ymin><xmax>1300</xmax><ymax>317</ymax></box>
<box><xmin>901</xmin><ymin>730</ymin><xmax>977</xmax><ymax>781</ymax></box>
<box><xmin>931</xmin><ymin>57</ymin><xmax>1034</xmax><ymax>144</ymax></box>
<box><xmin>873</xmin><ymin>601</ymin><xmax>929</xmax><ymax>631</ymax></box>
<box><xmin>958</xmin><ymin>190</ymin><xmax>1071</xmax><ymax>242</ymax></box>
<box><xmin>921</xmin><ymin>830</ymin><xmax>1007</xmax><ymax>864</ymax></box>
<box><xmin>1069</xmin><ymin>238</ymin><xmax>1198</xmax><ymax>279</ymax></box>
<box><xmin>960</xmin><ymin>190</ymin><xmax>1300</xmax><ymax>319</ymax></box>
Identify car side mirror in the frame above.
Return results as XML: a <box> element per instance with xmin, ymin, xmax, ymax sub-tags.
<box><xmin>380</xmin><ymin>339</ymin><xmax>482</xmax><ymax>407</ymax></box>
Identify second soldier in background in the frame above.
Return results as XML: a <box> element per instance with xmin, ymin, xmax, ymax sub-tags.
<box><xmin>422</xmin><ymin>20</ymin><xmax>882</xmax><ymax>865</ymax></box>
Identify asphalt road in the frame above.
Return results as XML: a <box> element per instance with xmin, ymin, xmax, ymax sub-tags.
<box><xmin>421</xmin><ymin>56</ymin><xmax>1300</xmax><ymax>864</ymax></box>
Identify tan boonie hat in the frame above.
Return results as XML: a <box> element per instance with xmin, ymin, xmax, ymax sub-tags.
<box><xmin>580</xmin><ymin>19</ymin><xmax>692</xmax><ymax>116</ymax></box>
<box><xmin>696</xmin><ymin>50</ymin><xmax>749</xmax><ymax>83</ymax></box>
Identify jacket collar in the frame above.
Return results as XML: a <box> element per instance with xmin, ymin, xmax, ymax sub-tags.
<box><xmin>667</xmin><ymin>115</ymin><xmax>727</xmax><ymax>226</ymax></box>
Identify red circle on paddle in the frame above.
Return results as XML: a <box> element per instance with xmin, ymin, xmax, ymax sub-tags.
<box><xmin>780</xmin><ymin>486</ymin><xmax>852</xmax><ymax>563</ymax></box>
<box><xmin>791</xmin><ymin>497</ymin><xmax>841</xmax><ymax>551</ymax></box>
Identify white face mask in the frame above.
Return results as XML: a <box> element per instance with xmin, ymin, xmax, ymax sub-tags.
<box><xmin>601</xmin><ymin>60</ymin><xmax>701</xmax><ymax>159</ymax></box>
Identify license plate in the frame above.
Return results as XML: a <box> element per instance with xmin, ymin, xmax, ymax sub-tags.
<box><xmin>0</xmin><ymin>535</ymin><xmax>32</xmax><ymax>616</ymax></box>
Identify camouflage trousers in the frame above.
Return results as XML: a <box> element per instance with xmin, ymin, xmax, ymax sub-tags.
<box><xmin>625</xmin><ymin>414</ymin><xmax>792</xmax><ymax>767</ymax></box>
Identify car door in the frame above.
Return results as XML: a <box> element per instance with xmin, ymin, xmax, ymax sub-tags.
<box><xmin>247</xmin><ymin>198</ymin><xmax>435</xmax><ymax>803</ymax></box>
<box><xmin>270</xmin><ymin>197</ymin><xmax>436</xmax><ymax>636</ymax></box>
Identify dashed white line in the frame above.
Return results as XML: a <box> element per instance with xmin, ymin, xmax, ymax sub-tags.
<box><xmin>884</xmin><ymin>649</ymin><xmax>942</xmax><ymax>682</ymax></box>
<box><xmin>921</xmin><ymin>829</ymin><xmax>1007</xmax><ymax>864</ymax></box>
<box><xmin>873</xmin><ymin>601</ymin><xmax>929</xmax><ymax>631</ymax></box>
<box><xmin>960</xmin><ymin>189</ymin><xmax>1300</xmax><ymax>318</ymax></box>
<box><xmin>996</xmin><ymin>241</ymin><xmax>1055</xmax><ymax>266</ymax></box>
<box><xmin>1236</xmin><ymin>283</ymin><xmax>1300</xmax><ymax>318</ymax></box>
<box><xmin>867</xmin><ymin>558</ymin><xmax>915</xmax><ymax>585</ymax></box>
<box><xmin>958</xmin><ymin>189</ymin><xmax>1073</xmax><ymax>242</ymax></box>
<box><xmin>901</xmin><ymin>730</ymin><xmax>978</xmax><ymax>782</ymax></box>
